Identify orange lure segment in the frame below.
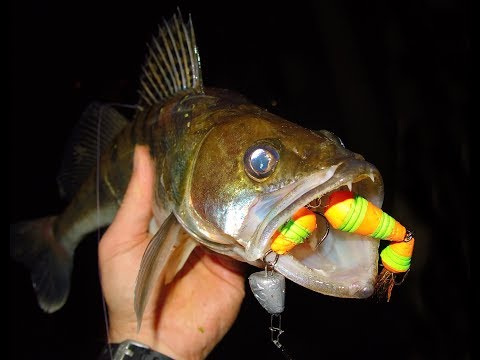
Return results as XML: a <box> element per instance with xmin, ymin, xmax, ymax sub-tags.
<box><xmin>324</xmin><ymin>190</ymin><xmax>406</xmax><ymax>241</ymax></box>
<box><xmin>271</xmin><ymin>207</ymin><xmax>317</xmax><ymax>255</ymax></box>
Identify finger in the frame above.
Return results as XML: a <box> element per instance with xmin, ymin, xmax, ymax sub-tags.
<box><xmin>104</xmin><ymin>145</ymin><xmax>155</xmax><ymax>243</ymax></box>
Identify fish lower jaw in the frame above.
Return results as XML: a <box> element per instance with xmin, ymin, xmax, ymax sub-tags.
<box><xmin>268</xmin><ymin>229</ymin><xmax>379</xmax><ymax>298</ymax></box>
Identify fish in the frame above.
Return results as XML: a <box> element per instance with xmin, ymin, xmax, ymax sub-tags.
<box><xmin>10</xmin><ymin>10</ymin><xmax>385</xmax><ymax>327</ymax></box>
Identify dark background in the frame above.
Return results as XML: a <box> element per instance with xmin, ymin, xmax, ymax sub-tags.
<box><xmin>9</xmin><ymin>1</ymin><xmax>471</xmax><ymax>359</ymax></box>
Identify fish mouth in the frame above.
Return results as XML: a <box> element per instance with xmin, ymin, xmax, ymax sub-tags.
<box><xmin>244</xmin><ymin>159</ymin><xmax>383</xmax><ymax>299</ymax></box>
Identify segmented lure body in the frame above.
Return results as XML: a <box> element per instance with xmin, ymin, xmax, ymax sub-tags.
<box><xmin>324</xmin><ymin>190</ymin><xmax>406</xmax><ymax>241</ymax></box>
<box><xmin>324</xmin><ymin>190</ymin><xmax>413</xmax><ymax>274</ymax></box>
<box><xmin>380</xmin><ymin>237</ymin><xmax>414</xmax><ymax>273</ymax></box>
<box><xmin>271</xmin><ymin>207</ymin><xmax>317</xmax><ymax>255</ymax></box>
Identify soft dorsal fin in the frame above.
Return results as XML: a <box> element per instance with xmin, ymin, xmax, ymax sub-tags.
<box><xmin>137</xmin><ymin>10</ymin><xmax>203</xmax><ymax>109</ymax></box>
<box><xmin>57</xmin><ymin>102</ymin><xmax>129</xmax><ymax>199</ymax></box>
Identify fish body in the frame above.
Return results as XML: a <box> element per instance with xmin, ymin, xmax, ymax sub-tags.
<box><xmin>11</xmin><ymin>12</ymin><xmax>385</xmax><ymax>323</ymax></box>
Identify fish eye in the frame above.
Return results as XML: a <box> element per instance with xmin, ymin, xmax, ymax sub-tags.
<box><xmin>244</xmin><ymin>143</ymin><xmax>280</xmax><ymax>181</ymax></box>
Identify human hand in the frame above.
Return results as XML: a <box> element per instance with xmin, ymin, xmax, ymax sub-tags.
<box><xmin>98</xmin><ymin>146</ymin><xmax>246</xmax><ymax>359</ymax></box>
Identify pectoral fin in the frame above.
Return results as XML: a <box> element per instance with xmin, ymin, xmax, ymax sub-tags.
<box><xmin>134</xmin><ymin>213</ymin><xmax>197</xmax><ymax>330</ymax></box>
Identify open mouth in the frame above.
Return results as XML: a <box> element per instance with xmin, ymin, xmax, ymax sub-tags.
<box><xmin>244</xmin><ymin>159</ymin><xmax>383</xmax><ymax>299</ymax></box>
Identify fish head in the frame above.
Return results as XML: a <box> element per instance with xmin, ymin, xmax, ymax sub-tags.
<box><xmin>187</xmin><ymin>110</ymin><xmax>383</xmax><ymax>299</ymax></box>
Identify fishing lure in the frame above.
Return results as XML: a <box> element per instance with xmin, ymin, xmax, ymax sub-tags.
<box><xmin>267</xmin><ymin>191</ymin><xmax>414</xmax><ymax>299</ymax></box>
<box><xmin>324</xmin><ymin>190</ymin><xmax>407</xmax><ymax>241</ymax></box>
<box><xmin>270</xmin><ymin>207</ymin><xmax>317</xmax><ymax>254</ymax></box>
<box><xmin>324</xmin><ymin>190</ymin><xmax>414</xmax><ymax>300</ymax></box>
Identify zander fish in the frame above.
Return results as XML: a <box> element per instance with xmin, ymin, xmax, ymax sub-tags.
<box><xmin>10</xmin><ymin>11</ymin><xmax>389</xmax><ymax>326</ymax></box>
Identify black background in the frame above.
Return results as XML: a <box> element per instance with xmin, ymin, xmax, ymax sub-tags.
<box><xmin>10</xmin><ymin>1</ymin><xmax>471</xmax><ymax>359</ymax></box>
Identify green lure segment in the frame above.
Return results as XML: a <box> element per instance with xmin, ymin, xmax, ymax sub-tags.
<box><xmin>279</xmin><ymin>219</ymin><xmax>312</xmax><ymax>244</ymax></box>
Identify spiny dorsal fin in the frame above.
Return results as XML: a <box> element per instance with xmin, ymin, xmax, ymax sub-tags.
<box><xmin>57</xmin><ymin>102</ymin><xmax>129</xmax><ymax>199</ymax></box>
<box><xmin>138</xmin><ymin>10</ymin><xmax>203</xmax><ymax>109</ymax></box>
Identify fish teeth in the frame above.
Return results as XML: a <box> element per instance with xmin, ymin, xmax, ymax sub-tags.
<box><xmin>346</xmin><ymin>181</ymin><xmax>353</xmax><ymax>192</ymax></box>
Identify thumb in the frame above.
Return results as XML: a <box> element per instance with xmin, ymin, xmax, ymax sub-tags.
<box><xmin>101</xmin><ymin>145</ymin><xmax>155</xmax><ymax>252</ymax></box>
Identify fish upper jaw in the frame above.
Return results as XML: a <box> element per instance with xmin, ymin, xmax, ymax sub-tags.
<box><xmin>239</xmin><ymin>158</ymin><xmax>384</xmax><ymax>299</ymax></box>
